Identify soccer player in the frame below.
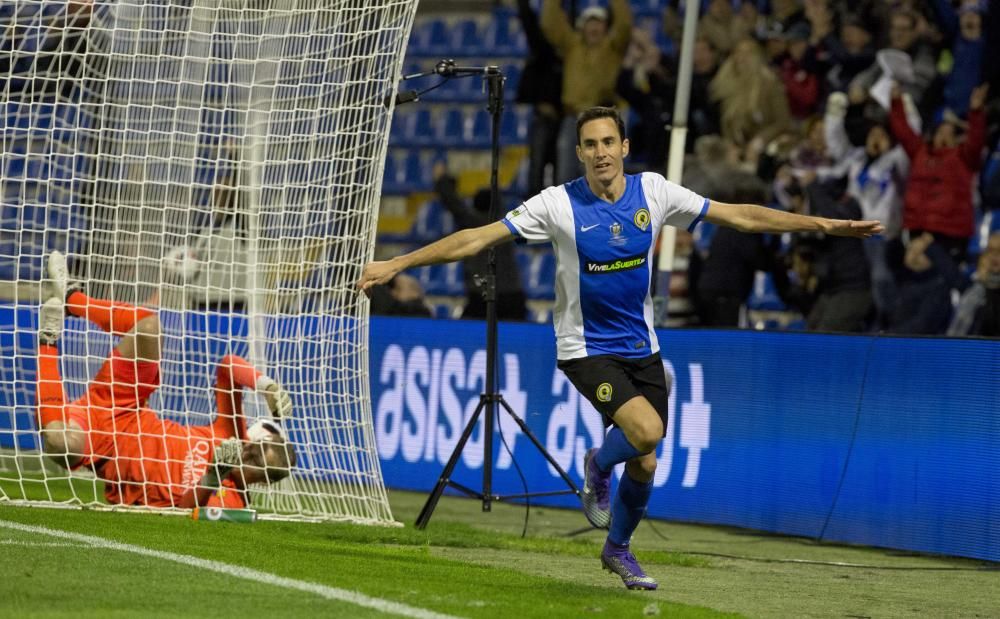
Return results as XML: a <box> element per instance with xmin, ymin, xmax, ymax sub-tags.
<box><xmin>35</xmin><ymin>252</ymin><xmax>296</xmax><ymax>510</ymax></box>
<box><xmin>356</xmin><ymin>107</ymin><xmax>883</xmax><ymax>590</ymax></box>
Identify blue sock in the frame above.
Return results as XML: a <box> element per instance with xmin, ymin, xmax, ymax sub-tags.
<box><xmin>594</xmin><ymin>427</ymin><xmax>643</xmax><ymax>473</ymax></box>
<box><xmin>608</xmin><ymin>471</ymin><xmax>653</xmax><ymax>546</ymax></box>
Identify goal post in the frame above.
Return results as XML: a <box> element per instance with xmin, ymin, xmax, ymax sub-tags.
<box><xmin>0</xmin><ymin>0</ymin><xmax>418</xmax><ymax>524</ymax></box>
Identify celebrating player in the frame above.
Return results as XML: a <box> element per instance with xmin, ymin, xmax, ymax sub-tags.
<box><xmin>357</xmin><ymin>107</ymin><xmax>882</xmax><ymax>590</ymax></box>
<box><xmin>35</xmin><ymin>251</ymin><xmax>296</xmax><ymax>510</ymax></box>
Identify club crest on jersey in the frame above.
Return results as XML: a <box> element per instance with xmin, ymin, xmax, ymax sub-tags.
<box><xmin>596</xmin><ymin>382</ymin><xmax>613</xmax><ymax>402</ymax></box>
<box><xmin>609</xmin><ymin>221</ymin><xmax>626</xmax><ymax>246</ymax></box>
<box><xmin>634</xmin><ymin>208</ymin><xmax>650</xmax><ymax>231</ymax></box>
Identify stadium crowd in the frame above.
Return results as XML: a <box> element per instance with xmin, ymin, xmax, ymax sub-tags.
<box><xmin>384</xmin><ymin>0</ymin><xmax>1000</xmax><ymax>337</ymax></box>
<box><xmin>3</xmin><ymin>0</ymin><xmax>998</xmax><ymax>336</ymax></box>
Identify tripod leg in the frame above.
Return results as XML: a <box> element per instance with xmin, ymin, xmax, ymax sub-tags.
<box><xmin>415</xmin><ymin>397</ymin><xmax>487</xmax><ymax>529</ymax></box>
<box><xmin>497</xmin><ymin>396</ymin><xmax>581</xmax><ymax>496</ymax></box>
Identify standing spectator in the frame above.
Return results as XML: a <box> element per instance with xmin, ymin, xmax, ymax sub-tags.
<box><xmin>433</xmin><ymin>164</ymin><xmax>527</xmax><ymax>321</ymax></box>
<box><xmin>949</xmin><ymin>232</ymin><xmax>1000</xmax><ymax>336</ymax></box>
<box><xmin>690</xmin><ymin>171</ymin><xmax>781</xmax><ymax>327</ymax></box>
<box><xmin>616</xmin><ymin>28</ymin><xmax>672</xmax><ymax>171</ymax></box>
<box><xmin>889</xmin><ymin>83</ymin><xmax>989</xmax><ymax>263</ymax></box>
<box><xmin>369</xmin><ymin>273</ymin><xmax>432</xmax><ymax>318</ymax></box>
<box><xmin>698</xmin><ymin>0</ymin><xmax>754</xmax><ymax>57</ymax></box>
<box><xmin>516</xmin><ymin>0</ymin><xmax>563</xmax><ymax>196</ymax></box>
<box><xmin>777</xmin><ymin>22</ymin><xmax>822</xmax><ymax>119</ymax></box>
<box><xmin>542</xmin><ymin>0</ymin><xmax>632</xmax><ymax>184</ymax></box>
<box><xmin>688</xmin><ymin>36</ymin><xmax>722</xmax><ymax>151</ymax></box>
<box><xmin>781</xmin><ymin>175</ymin><xmax>873</xmax><ymax>332</ymax></box>
<box><xmin>823</xmin><ymin>92</ymin><xmax>909</xmax><ymax>326</ymax></box>
<box><xmin>812</xmin><ymin>13</ymin><xmax>876</xmax><ymax>95</ymax></box>
<box><xmin>710</xmin><ymin>38</ymin><xmax>792</xmax><ymax>161</ymax></box>
<box><xmin>848</xmin><ymin>10</ymin><xmax>937</xmax><ymax>111</ymax></box>
<box><xmin>929</xmin><ymin>0</ymin><xmax>985</xmax><ymax>118</ymax></box>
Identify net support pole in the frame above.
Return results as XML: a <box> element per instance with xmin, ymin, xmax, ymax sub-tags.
<box><xmin>654</xmin><ymin>1</ymin><xmax>699</xmax><ymax>325</ymax></box>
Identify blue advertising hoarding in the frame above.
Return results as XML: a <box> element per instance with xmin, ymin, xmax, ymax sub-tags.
<box><xmin>2</xmin><ymin>306</ymin><xmax>997</xmax><ymax>561</ymax></box>
<box><xmin>369</xmin><ymin>317</ymin><xmax>999</xmax><ymax>563</ymax></box>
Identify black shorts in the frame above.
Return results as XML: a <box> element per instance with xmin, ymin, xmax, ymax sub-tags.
<box><xmin>557</xmin><ymin>353</ymin><xmax>670</xmax><ymax>432</ymax></box>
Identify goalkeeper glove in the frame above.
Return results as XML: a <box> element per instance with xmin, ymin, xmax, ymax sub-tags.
<box><xmin>256</xmin><ymin>376</ymin><xmax>292</xmax><ymax>419</ymax></box>
<box><xmin>212</xmin><ymin>437</ymin><xmax>243</xmax><ymax>478</ymax></box>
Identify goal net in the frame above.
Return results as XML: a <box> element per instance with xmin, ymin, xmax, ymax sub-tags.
<box><xmin>0</xmin><ymin>0</ymin><xmax>417</xmax><ymax>523</ymax></box>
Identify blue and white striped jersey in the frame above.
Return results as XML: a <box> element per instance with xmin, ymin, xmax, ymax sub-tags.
<box><xmin>502</xmin><ymin>172</ymin><xmax>708</xmax><ymax>360</ymax></box>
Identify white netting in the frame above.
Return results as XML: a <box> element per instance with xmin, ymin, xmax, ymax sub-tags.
<box><xmin>0</xmin><ymin>0</ymin><xmax>417</xmax><ymax>523</ymax></box>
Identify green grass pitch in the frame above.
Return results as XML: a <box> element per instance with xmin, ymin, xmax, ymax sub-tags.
<box><xmin>1</xmin><ymin>477</ymin><xmax>996</xmax><ymax>618</ymax></box>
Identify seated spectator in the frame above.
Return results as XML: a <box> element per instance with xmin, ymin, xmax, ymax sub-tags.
<box><xmin>432</xmin><ymin>164</ymin><xmax>527</xmax><ymax>321</ymax></box>
<box><xmin>887</xmin><ymin>233</ymin><xmax>967</xmax><ymax>335</ymax></box>
<box><xmin>369</xmin><ymin>273</ymin><xmax>431</xmax><ymax>318</ymax></box>
<box><xmin>948</xmin><ymin>232</ymin><xmax>1000</xmax><ymax>336</ymax></box>
<box><xmin>889</xmin><ymin>82</ymin><xmax>988</xmax><ymax>264</ymax></box>
<box><xmin>541</xmin><ymin>0</ymin><xmax>632</xmax><ymax>184</ymax></box>
<box><xmin>710</xmin><ymin>38</ymin><xmax>792</xmax><ymax>164</ymax></box>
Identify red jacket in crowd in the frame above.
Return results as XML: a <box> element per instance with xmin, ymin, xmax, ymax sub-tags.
<box><xmin>889</xmin><ymin>96</ymin><xmax>986</xmax><ymax>239</ymax></box>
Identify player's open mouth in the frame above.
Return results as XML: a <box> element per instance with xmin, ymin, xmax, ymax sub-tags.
<box><xmin>595</xmin><ymin>162</ymin><xmax>610</xmax><ymax>170</ymax></box>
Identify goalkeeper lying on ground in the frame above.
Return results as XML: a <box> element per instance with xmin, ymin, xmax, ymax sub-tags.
<box><xmin>34</xmin><ymin>251</ymin><xmax>296</xmax><ymax>509</ymax></box>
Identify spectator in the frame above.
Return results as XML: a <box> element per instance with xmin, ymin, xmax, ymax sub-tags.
<box><xmin>848</xmin><ymin>10</ymin><xmax>936</xmax><ymax>111</ymax></box>
<box><xmin>889</xmin><ymin>83</ymin><xmax>989</xmax><ymax>263</ymax></box>
<box><xmin>779</xmin><ymin>175</ymin><xmax>873</xmax><ymax>332</ymax></box>
<box><xmin>516</xmin><ymin>0</ymin><xmax>564</xmax><ymax>196</ymax></box>
<box><xmin>929</xmin><ymin>0</ymin><xmax>985</xmax><ymax>118</ymax></box>
<box><xmin>887</xmin><ymin>232</ymin><xmax>966</xmax><ymax>335</ymax></box>
<box><xmin>698</xmin><ymin>0</ymin><xmax>754</xmax><ymax>57</ymax></box>
<box><xmin>817</xmin><ymin>13</ymin><xmax>877</xmax><ymax>95</ymax></box>
<box><xmin>369</xmin><ymin>273</ymin><xmax>432</xmax><ymax>318</ymax></box>
<box><xmin>948</xmin><ymin>232</ymin><xmax>1000</xmax><ymax>336</ymax></box>
<box><xmin>616</xmin><ymin>28</ymin><xmax>672</xmax><ymax>171</ymax></box>
<box><xmin>541</xmin><ymin>0</ymin><xmax>632</xmax><ymax>184</ymax></box>
<box><xmin>690</xmin><ymin>170</ymin><xmax>781</xmax><ymax>327</ymax></box>
<box><xmin>709</xmin><ymin>38</ymin><xmax>792</xmax><ymax>161</ymax></box>
<box><xmin>822</xmin><ymin>91</ymin><xmax>909</xmax><ymax>326</ymax></box>
<box><xmin>777</xmin><ymin>22</ymin><xmax>822</xmax><ymax>119</ymax></box>
<box><xmin>433</xmin><ymin>164</ymin><xmax>527</xmax><ymax>321</ymax></box>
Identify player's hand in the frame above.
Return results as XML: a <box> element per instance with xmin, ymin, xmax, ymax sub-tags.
<box><xmin>213</xmin><ymin>438</ymin><xmax>243</xmax><ymax>476</ymax></box>
<box><xmin>256</xmin><ymin>376</ymin><xmax>292</xmax><ymax>418</ymax></box>
<box><xmin>824</xmin><ymin>219</ymin><xmax>884</xmax><ymax>238</ymax></box>
<box><xmin>355</xmin><ymin>260</ymin><xmax>400</xmax><ymax>298</ymax></box>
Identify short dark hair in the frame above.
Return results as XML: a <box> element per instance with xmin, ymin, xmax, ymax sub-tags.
<box><xmin>575</xmin><ymin>107</ymin><xmax>626</xmax><ymax>145</ymax></box>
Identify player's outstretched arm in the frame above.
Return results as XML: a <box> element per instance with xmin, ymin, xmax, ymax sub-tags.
<box><xmin>356</xmin><ymin>221</ymin><xmax>514</xmax><ymax>297</ymax></box>
<box><xmin>704</xmin><ymin>201</ymin><xmax>884</xmax><ymax>238</ymax></box>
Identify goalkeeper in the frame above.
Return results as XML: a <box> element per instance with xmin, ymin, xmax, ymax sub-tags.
<box><xmin>35</xmin><ymin>252</ymin><xmax>296</xmax><ymax>509</ymax></box>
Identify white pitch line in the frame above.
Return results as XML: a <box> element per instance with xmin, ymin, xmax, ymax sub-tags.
<box><xmin>0</xmin><ymin>539</ymin><xmax>88</xmax><ymax>548</ymax></box>
<box><xmin>0</xmin><ymin>520</ymin><xmax>462</xmax><ymax>619</ymax></box>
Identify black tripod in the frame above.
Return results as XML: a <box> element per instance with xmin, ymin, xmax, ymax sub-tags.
<box><xmin>387</xmin><ymin>60</ymin><xmax>579</xmax><ymax>529</ymax></box>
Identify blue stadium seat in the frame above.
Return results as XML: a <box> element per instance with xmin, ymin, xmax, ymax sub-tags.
<box><xmin>521</xmin><ymin>248</ymin><xmax>556</xmax><ymax>300</ymax></box>
<box><xmin>409</xmin><ymin>108</ymin><xmax>434</xmax><ymax>147</ymax></box>
<box><xmin>746</xmin><ymin>271</ymin><xmax>786</xmax><ymax>312</ymax></box>
<box><xmin>410</xmin><ymin>18</ymin><xmax>452</xmax><ymax>57</ymax></box>
<box><xmin>382</xmin><ymin>152</ymin><xmax>403</xmax><ymax>194</ymax></box>
<box><xmin>501</xmin><ymin>106</ymin><xmax>530</xmax><ymax>145</ymax></box>
<box><xmin>437</xmin><ymin>109</ymin><xmax>466</xmax><ymax>147</ymax></box>
<box><xmin>485</xmin><ymin>9</ymin><xmax>526</xmax><ymax>56</ymax></box>
<box><xmin>451</xmin><ymin>19</ymin><xmax>484</xmax><ymax>57</ymax></box>
<box><xmin>468</xmin><ymin>109</ymin><xmax>492</xmax><ymax>148</ymax></box>
<box><xmin>418</xmin><ymin>262</ymin><xmax>465</xmax><ymax>297</ymax></box>
<box><xmin>388</xmin><ymin>110</ymin><xmax>412</xmax><ymax>146</ymax></box>
<box><xmin>502</xmin><ymin>64</ymin><xmax>522</xmax><ymax>100</ymax></box>
<box><xmin>411</xmin><ymin>199</ymin><xmax>455</xmax><ymax>243</ymax></box>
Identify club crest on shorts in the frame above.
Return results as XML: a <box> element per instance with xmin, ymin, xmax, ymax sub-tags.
<box><xmin>634</xmin><ymin>208</ymin><xmax>650</xmax><ymax>231</ymax></box>
<box><xmin>596</xmin><ymin>382</ymin><xmax>613</xmax><ymax>402</ymax></box>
